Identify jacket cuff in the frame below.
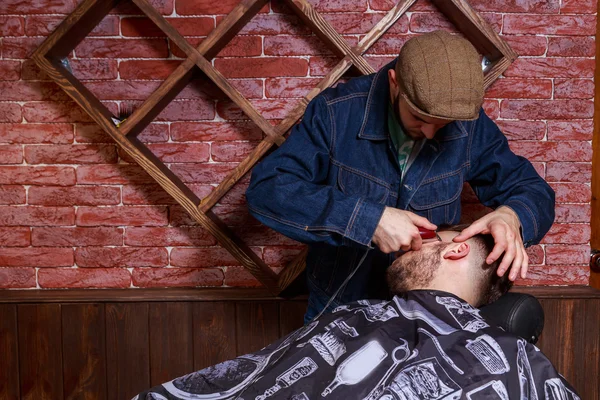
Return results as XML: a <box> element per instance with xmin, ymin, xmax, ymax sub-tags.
<box><xmin>344</xmin><ymin>198</ymin><xmax>386</xmax><ymax>247</ymax></box>
<box><xmin>501</xmin><ymin>201</ymin><xmax>538</xmax><ymax>247</ymax></box>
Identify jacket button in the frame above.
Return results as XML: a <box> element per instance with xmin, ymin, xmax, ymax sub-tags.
<box><xmin>404</xmin><ymin>184</ymin><xmax>412</xmax><ymax>191</ymax></box>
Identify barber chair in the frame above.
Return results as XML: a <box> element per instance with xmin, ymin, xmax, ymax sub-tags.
<box><xmin>479</xmin><ymin>292</ymin><xmax>545</xmax><ymax>344</ymax></box>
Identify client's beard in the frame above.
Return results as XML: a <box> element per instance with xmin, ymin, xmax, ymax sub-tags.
<box><xmin>386</xmin><ymin>245</ymin><xmax>445</xmax><ymax>294</ymax></box>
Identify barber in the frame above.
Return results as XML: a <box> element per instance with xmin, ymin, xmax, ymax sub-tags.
<box><xmin>246</xmin><ymin>30</ymin><xmax>555</xmax><ymax>322</ymax></box>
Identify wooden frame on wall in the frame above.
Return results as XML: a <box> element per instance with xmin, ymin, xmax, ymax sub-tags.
<box><xmin>32</xmin><ymin>0</ymin><xmax>518</xmax><ymax>295</ymax></box>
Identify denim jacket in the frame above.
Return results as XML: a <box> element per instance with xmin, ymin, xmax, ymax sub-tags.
<box><xmin>246</xmin><ymin>60</ymin><xmax>555</xmax><ymax>304</ymax></box>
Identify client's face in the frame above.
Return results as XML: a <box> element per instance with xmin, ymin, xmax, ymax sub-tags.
<box><xmin>386</xmin><ymin>231</ymin><xmax>460</xmax><ymax>293</ymax></box>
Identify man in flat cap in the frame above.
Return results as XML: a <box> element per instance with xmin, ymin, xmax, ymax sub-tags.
<box><xmin>246</xmin><ymin>30</ymin><xmax>555</xmax><ymax>322</ymax></box>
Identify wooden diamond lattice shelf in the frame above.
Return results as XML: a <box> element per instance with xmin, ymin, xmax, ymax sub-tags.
<box><xmin>33</xmin><ymin>0</ymin><xmax>517</xmax><ymax>295</ymax></box>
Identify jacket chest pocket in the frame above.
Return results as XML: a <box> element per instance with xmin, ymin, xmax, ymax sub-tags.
<box><xmin>408</xmin><ymin>171</ymin><xmax>463</xmax><ymax>225</ymax></box>
<box><xmin>337</xmin><ymin>167</ymin><xmax>390</xmax><ymax>205</ymax></box>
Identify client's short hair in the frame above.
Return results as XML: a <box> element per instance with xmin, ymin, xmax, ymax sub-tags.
<box><xmin>445</xmin><ymin>225</ymin><xmax>512</xmax><ymax>305</ymax></box>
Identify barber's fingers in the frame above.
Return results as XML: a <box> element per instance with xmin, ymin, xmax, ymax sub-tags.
<box><xmin>406</xmin><ymin>212</ymin><xmax>437</xmax><ymax>231</ymax></box>
<box><xmin>508</xmin><ymin>239</ymin><xmax>524</xmax><ymax>281</ymax></box>
<box><xmin>453</xmin><ymin>219</ymin><xmax>487</xmax><ymax>243</ymax></box>
<box><xmin>521</xmin><ymin>248</ymin><xmax>529</xmax><ymax>279</ymax></box>
<box><xmin>486</xmin><ymin>224</ymin><xmax>509</xmax><ymax>265</ymax></box>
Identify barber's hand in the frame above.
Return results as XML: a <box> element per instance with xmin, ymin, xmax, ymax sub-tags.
<box><xmin>372</xmin><ymin>207</ymin><xmax>437</xmax><ymax>253</ymax></box>
<box><xmin>453</xmin><ymin>206</ymin><xmax>527</xmax><ymax>281</ymax></box>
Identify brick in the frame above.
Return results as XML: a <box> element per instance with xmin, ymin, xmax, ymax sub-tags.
<box><xmin>0</xmin><ymin>124</ymin><xmax>73</xmax><ymax>145</ymax></box>
<box><xmin>0</xmin><ymin>186</ymin><xmax>26</xmax><ymax>205</ymax></box>
<box><xmin>77</xmin><ymin>164</ymin><xmax>153</xmax><ymax>185</ymax></box>
<box><xmin>546</xmin><ymin>162</ymin><xmax>591</xmax><ymax>183</ymax></box>
<box><xmin>121</xmin><ymin>17</ymin><xmax>214</xmax><ymax>37</ymax></box>
<box><xmin>410</xmin><ymin>12</ymin><xmax>502</xmax><ymax>33</ymax></box>
<box><xmin>550</xmin><ymin>183</ymin><xmax>591</xmax><ymax>203</ymax></box>
<box><xmin>504</xmin><ymin>58</ymin><xmax>595</xmax><ymax>79</ymax></box>
<box><xmin>516</xmin><ymin>265</ymin><xmax>588</xmax><ymax>286</ymax></box>
<box><xmin>125</xmin><ymin>227</ymin><xmax>216</xmax><ymax>246</ymax></box>
<box><xmin>132</xmin><ymin>267</ymin><xmax>223</xmax><ymax>288</ymax></box>
<box><xmin>370</xmin><ymin>0</ymin><xmax>436</xmax><ymax>11</ymax></box>
<box><xmin>554</xmin><ymin>79</ymin><xmax>594</xmax><ymax>99</ymax></box>
<box><xmin>0</xmin><ymin>268</ymin><xmax>36</xmax><ymax>288</ymax></box>
<box><xmin>112</xmin><ymin>0</ymin><xmax>173</xmax><ymax>15</ymax></box>
<box><xmin>238</xmin><ymin>14</ymin><xmax>311</xmax><ymax>35</ymax></box>
<box><xmin>0</xmin><ymin>206</ymin><xmax>74</xmax><ymax>226</ymax></box>
<box><xmin>211</xmin><ymin>204</ymin><xmax>257</xmax><ymax>227</ymax></box>
<box><xmin>486</xmin><ymin>79</ymin><xmax>552</xmax><ymax>99</ymax></box>
<box><xmin>0</xmin><ymin>0</ymin><xmax>76</xmax><ymax>14</ymax></box>
<box><xmin>525</xmin><ymin>245</ymin><xmax>544</xmax><ymax>266</ymax></box>
<box><xmin>178</xmin><ymin>0</ymin><xmax>267</xmax><ymax>14</ymax></box>
<box><xmin>38</xmin><ymin>268</ymin><xmax>131</xmax><ymax>288</ymax></box>
<box><xmin>217</xmin><ymin>99</ymin><xmax>295</xmax><ymax>120</ymax></box>
<box><xmin>265</xmin><ymin>77</ymin><xmax>320</xmax><ymax>98</ymax></box>
<box><xmin>156</xmin><ymin>99</ymin><xmax>215</xmax><ymax>121</ymax></box>
<box><xmin>0</xmin><ymin>104</ymin><xmax>22</xmax><ymax>123</ymax></box>
<box><xmin>0</xmin><ymin>227</ymin><xmax>30</xmax><ymax>246</ymax></box>
<box><xmin>547</xmin><ymin>36</ymin><xmax>595</xmax><ymax>57</ymax></box>
<box><xmin>174</xmin><ymin>36</ymin><xmax>262</xmax><ymax>59</ymax></box>
<box><xmin>175</xmin><ymin>77</ymin><xmax>263</xmax><ymax>101</ymax></box>
<box><xmin>0</xmin><ymin>82</ymin><xmax>70</xmax><ymax>102</ymax></box>
<box><xmin>146</xmin><ymin>143</ymin><xmax>210</xmax><ymax>163</ymax></box>
<box><xmin>530</xmin><ymin>162</ymin><xmax>546</xmax><ymax>179</ymax></box>
<box><xmin>29</xmin><ymin>186</ymin><xmax>120</xmax><ymax>207</ymax></box>
<box><xmin>223</xmin><ymin>266</ymin><xmax>261</xmax><ymax>287</ymax></box>
<box><xmin>75</xmin><ymin>39</ymin><xmax>169</xmax><ymax>58</ymax></box>
<box><xmin>482</xmin><ymin>100</ymin><xmax>499</xmax><ymax>120</ymax></box>
<box><xmin>171</xmin><ymin>247</ymin><xmax>260</xmax><ymax>267</ymax></box>
<box><xmin>214</xmin><ymin>58</ymin><xmax>308</xmax><ymax>78</ymax></box>
<box><xmin>77</xmin><ymin>206</ymin><xmax>168</xmax><ymax>227</ymax></box>
<box><xmin>264</xmin><ymin>35</ymin><xmax>358</xmax><ymax>57</ymax></box>
<box><xmin>84</xmin><ymin>81</ymin><xmax>159</xmax><ymax>101</ymax></box>
<box><xmin>263</xmin><ymin>246</ymin><xmax>305</xmax><ymax>268</ymax></box>
<box><xmin>503</xmin><ymin>36</ymin><xmax>547</xmax><ymax>57</ymax></box>
<box><xmin>365</xmin><ymin>56</ymin><xmax>397</xmax><ymax>72</ymax></box>
<box><xmin>0</xmin><ymin>247</ymin><xmax>73</xmax><ymax>267</ymax></box>
<box><xmin>561</xmin><ymin>0</ymin><xmax>596</xmax><ymax>14</ymax></box>
<box><xmin>122</xmin><ymin>184</ymin><xmax>182</xmax><ymax>205</ymax></box>
<box><xmin>26</xmin><ymin>15</ymin><xmax>118</xmax><ymax>36</ymax></box>
<box><xmin>272</xmin><ymin>0</ymin><xmax>367</xmax><ymax>13</ymax></box>
<box><xmin>510</xmin><ymin>141</ymin><xmax>592</xmax><ymax>163</ymax></box>
<box><xmin>308</xmin><ymin>56</ymin><xmax>339</xmax><ymax>76</ymax></box>
<box><xmin>365</xmin><ymin>34</ymin><xmax>411</xmax><ymax>56</ymax></box>
<box><xmin>211</xmin><ymin>142</ymin><xmax>259</xmax><ymax>162</ymax></box>
<box><xmin>232</xmin><ymin>225</ymin><xmax>299</xmax><ymax>246</ymax></box>
<box><xmin>501</xmin><ymin>100</ymin><xmax>593</xmax><ymax>120</ymax></box>
<box><xmin>76</xmin><ymin>123</ymin><xmax>167</xmax><ymax>144</ymax></box>
<box><xmin>541</xmin><ymin>223</ymin><xmax>590</xmax><ymax>244</ymax></box>
<box><xmin>171</xmin><ymin>121</ymin><xmax>263</xmax><ymax>142</ymax></box>
<box><xmin>24</xmin><ymin>144</ymin><xmax>118</xmax><ymax>164</ymax></box>
<box><xmin>119</xmin><ymin>60</ymin><xmax>180</xmax><ymax>80</ymax></box>
<box><xmin>0</xmin><ymin>166</ymin><xmax>75</xmax><ymax>186</ymax></box>
<box><xmin>23</xmin><ymin>101</ymin><xmax>101</xmax><ymax>123</ymax></box>
<box><xmin>0</xmin><ymin>145</ymin><xmax>22</xmax><ymax>164</ymax></box>
<box><xmin>504</xmin><ymin>15</ymin><xmax>596</xmax><ymax>35</ymax></box>
<box><xmin>170</xmin><ymin>163</ymin><xmax>236</xmax><ymax>184</ymax></box>
<box><xmin>2</xmin><ymin>37</ymin><xmax>44</xmax><ymax>59</ymax></box>
<box><xmin>470</xmin><ymin>0</ymin><xmax>559</xmax><ymax>13</ymax></box>
<box><xmin>547</xmin><ymin>120</ymin><xmax>593</xmax><ymax>142</ymax></box>
<box><xmin>325</xmin><ymin>12</ymin><xmax>408</xmax><ymax>35</ymax></box>
<box><xmin>32</xmin><ymin>227</ymin><xmax>123</xmax><ymax>246</ymax></box>
<box><xmin>0</xmin><ymin>17</ymin><xmax>24</xmax><ymax>36</ymax></box>
<box><xmin>0</xmin><ymin>61</ymin><xmax>20</xmax><ymax>81</ymax></box>
<box><xmin>555</xmin><ymin>204</ymin><xmax>591</xmax><ymax>223</ymax></box>
<box><xmin>496</xmin><ymin>120</ymin><xmax>545</xmax><ymax>141</ymax></box>
<box><xmin>546</xmin><ymin>245</ymin><xmax>589</xmax><ymax>265</ymax></box>
<box><xmin>76</xmin><ymin>247</ymin><xmax>168</xmax><ymax>268</ymax></box>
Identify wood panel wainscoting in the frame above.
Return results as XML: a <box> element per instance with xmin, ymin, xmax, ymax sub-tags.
<box><xmin>0</xmin><ymin>287</ymin><xmax>599</xmax><ymax>400</ymax></box>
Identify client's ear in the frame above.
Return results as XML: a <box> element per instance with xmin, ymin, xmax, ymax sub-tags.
<box><xmin>443</xmin><ymin>242</ymin><xmax>470</xmax><ymax>260</ymax></box>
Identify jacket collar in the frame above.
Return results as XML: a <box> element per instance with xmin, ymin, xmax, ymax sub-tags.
<box><xmin>358</xmin><ymin>59</ymin><xmax>396</xmax><ymax>141</ymax></box>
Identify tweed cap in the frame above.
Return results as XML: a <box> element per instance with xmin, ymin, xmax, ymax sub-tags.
<box><xmin>397</xmin><ymin>30</ymin><xmax>484</xmax><ymax>121</ymax></box>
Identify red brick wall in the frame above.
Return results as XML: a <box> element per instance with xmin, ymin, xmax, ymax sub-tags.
<box><xmin>0</xmin><ymin>0</ymin><xmax>595</xmax><ymax>289</ymax></box>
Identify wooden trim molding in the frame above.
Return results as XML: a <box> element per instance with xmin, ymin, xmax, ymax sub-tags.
<box><xmin>1</xmin><ymin>286</ymin><xmax>599</xmax><ymax>303</ymax></box>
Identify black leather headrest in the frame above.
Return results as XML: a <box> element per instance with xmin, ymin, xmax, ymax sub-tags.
<box><xmin>479</xmin><ymin>292</ymin><xmax>545</xmax><ymax>344</ymax></box>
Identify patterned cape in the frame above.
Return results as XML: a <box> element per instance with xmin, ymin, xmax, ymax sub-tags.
<box><xmin>134</xmin><ymin>290</ymin><xmax>578</xmax><ymax>400</ymax></box>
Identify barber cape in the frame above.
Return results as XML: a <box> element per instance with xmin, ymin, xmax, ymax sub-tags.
<box><xmin>134</xmin><ymin>290</ymin><xmax>578</xmax><ymax>400</ymax></box>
